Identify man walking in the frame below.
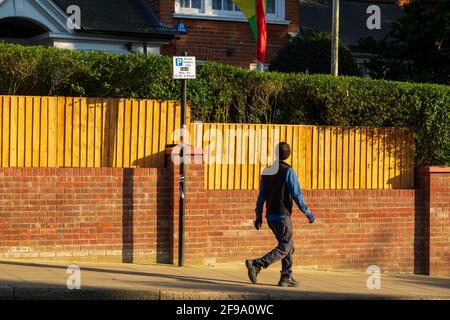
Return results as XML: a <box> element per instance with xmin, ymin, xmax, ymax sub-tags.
<box><xmin>246</xmin><ymin>142</ymin><xmax>315</xmax><ymax>287</ymax></box>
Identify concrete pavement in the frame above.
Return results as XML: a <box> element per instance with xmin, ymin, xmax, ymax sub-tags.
<box><xmin>0</xmin><ymin>260</ymin><xmax>449</xmax><ymax>300</ymax></box>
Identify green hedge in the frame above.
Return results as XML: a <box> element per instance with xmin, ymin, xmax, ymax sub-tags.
<box><xmin>0</xmin><ymin>42</ymin><xmax>449</xmax><ymax>166</ymax></box>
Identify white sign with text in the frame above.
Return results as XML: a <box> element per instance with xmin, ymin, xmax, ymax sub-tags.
<box><xmin>173</xmin><ymin>56</ymin><xmax>196</xmax><ymax>79</ymax></box>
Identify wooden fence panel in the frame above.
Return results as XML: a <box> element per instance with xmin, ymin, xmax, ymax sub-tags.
<box><xmin>0</xmin><ymin>95</ymin><xmax>413</xmax><ymax>189</ymax></box>
<box><xmin>190</xmin><ymin>123</ymin><xmax>414</xmax><ymax>190</ymax></box>
<box><xmin>0</xmin><ymin>96</ymin><xmax>185</xmax><ymax>168</ymax></box>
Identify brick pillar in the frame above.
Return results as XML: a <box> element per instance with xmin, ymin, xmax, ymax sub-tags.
<box><xmin>165</xmin><ymin>145</ymin><xmax>205</xmax><ymax>265</ymax></box>
<box><xmin>416</xmin><ymin>167</ymin><xmax>450</xmax><ymax>277</ymax></box>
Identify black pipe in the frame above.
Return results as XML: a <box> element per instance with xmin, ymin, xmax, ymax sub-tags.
<box><xmin>178</xmin><ymin>51</ymin><xmax>188</xmax><ymax>267</ymax></box>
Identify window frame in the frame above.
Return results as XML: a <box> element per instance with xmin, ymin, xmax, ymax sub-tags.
<box><xmin>175</xmin><ymin>0</ymin><xmax>286</xmax><ymax>23</ymax></box>
<box><xmin>177</xmin><ymin>0</ymin><xmax>204</xmax><ymax>14</ymax></box>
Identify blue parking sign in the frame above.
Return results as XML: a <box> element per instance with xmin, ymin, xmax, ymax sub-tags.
<box><xmin>175</xmin><ymin>58</ymin><xmax>183</xmax><ymax>67</ymax></box>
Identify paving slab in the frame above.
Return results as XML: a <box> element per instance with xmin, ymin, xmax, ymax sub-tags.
<box><xmin>0</xmin><ymin>260</ymin><xmax>449</xmax><ymax>300</ymax></box>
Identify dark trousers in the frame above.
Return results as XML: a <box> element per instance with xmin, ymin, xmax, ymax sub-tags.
<box><xmin>254</xmin><ymin>217</ymin><xmax>295</xmax><ymax>277</ymax></box>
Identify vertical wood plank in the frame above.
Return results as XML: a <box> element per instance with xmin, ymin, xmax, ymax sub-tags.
<box><xmin>354</xmin><ymin>128</ymin><xmax>361</xmax><ymax>189</ymax></box>
<box><xmin>32</xmin><ymin>97</ymin><xmax>41</xmax><ymax>167</ymax></box>
<box><xmin>372</xmin><ymin>128</ymin><xmax>380</xmax><ymax>189</ymax></box>
<box><xmin>158</xmin><ymin>101</ymin><xmax>167</xmax><ymax>167</ymax></box>
<box><xmin>40</xmin><ymin>97</ymin><xmax>48</xmax><ymax>167</ymax></box>
<box><xmin>383</xmin><ymin>128</ymin><xmax>390</xmax><ymax>189</ymax></box>
<box><xmin>318</xmin><ymin>127</ymin><xmax>324</xmax><ymax>189</ymax></box>
<box><xmin>1</xmin><ymin>96</ymin><xmax>8</xmax><ymax>167</ymax></box>
<box><xmin>214</xmin><ymin>124</ymin><xmax>222</xmax><ymax>189</ymax></box>
<box><xmin>247</xmin><ymin>124</ymin><xmax>254</xmax><ymax>188</ymax></box>
<box><xmin>101</xmin><ymin>99</ymin><xmax>110</xmax><ymax>167</ymax></box>
<box><xmin>348</xmin><ymin>128</ymin><xmax>356</xmax><ymax>189</ymax></box>
<box><xmin>366</xmin><ymin>128</ymin><xmax>373</xmax><ymax>189</ymax></box>
<box><xmin>348</xmin><ymin>128</ymin><xmax>355</xmax><ymax>189</ymax></box>
<box><xmin>48</xmin><ymin>97</ymin><xmax>58</xmax><ymax>167</ymax></box>
<box><xmin>80</xmin><ymin>98</ymin><xmax>88</xmax><ymax>167</ymax></box>
<box><xmin>342</xmin><ymin>128</ymin><xmax>349</xmax><ymax>189</ymax></box>
<box><xmin>144</xmin><ymin>100</ymin><xmax>153</xmax><ymax>167</ymax></box>
<box><xmin>311</xmin><ymin>126</ymin><xmax>318</xmax><ymax>189</ymax></box>
<box><xmin>209</xmin><ymin>124</ymin><xmax>217</xmax><ymax>189</ymax></box>
<box><xmin>304</xmin><ymin>127</ymin><xmax>312</xmax><ymax>190</ymax></box>
<box><xmin>406</xmin><ymin>130</ymin><xmax>415</xmax><ymax>188</ymax></box>
<box><xmin>109</xmin><ymin>99</ymin><xmax>118</xmax><ymax>167</ymax></box>
<box><xmin>64</xmin><ymin>97</ymin><xmax>73</xmax><ymax>167</ymax></box>
<box><xmin>360</xmin><ymin>127</ymin><xmax>367</xmax><ymax>189</ymax></box>
<box><xmin>94</xmin><ymin>99</ymin><xmax>103</xmax><ymax>167</ymax></box>
<box><xmin>330</xmin><ymin>127</ymin><xmax>337</xmax><ymax>189</ymax></box>
<box><xmin>72</xmin><ymin>98</ymin><xmax>80</xmax><ymax>167</ymax></box>
<box><xmin>221</xmin><ymin>125</ymin><xmax>229</xmax><ymax>189</ymax></box>
<box><xmin>123</xmin><ymin>99</ymin><xmax>132</xmax><ymax>167</ymax></box>
<box><xmin>151</xmin><ymin>101</ymin><xmax>160</xmax><ymax>168</ymax></box>
<box><xmin>336</xmin><ymin>127</ymin><xmax>343</xmax><ymax>189</ymax></box>
<box><xmin>324</xmin><ymin>127</ymin><xmax>331</xmax><ymax>189</ymax></box>
<box><xmin>116</xmin><ymin>99</ymin><xmax>125</xmax><ymax>167</ymax></box>
<box><xmin>254</xmin><ymin>125</ymin><xmax>261</xmax><ymax>190</ymax></box>
<box><xmin>389</xmin><ymin>128</ymin><xmax>397</xmax><ymax>189</ymax></box>
<box><xmin>203</xmin><ymin>124</ymin><xmax>211</xmax><ymax>189</ymax></box>
<box><xmin>18</xmin><ymin>97</ymin><xmax>26</xmax><ymax>167</ymax></box>
<box><xmin>87</xmin><ymin>99</ymin><xmax>96</xmax><ymax>167</ymax></box>
<box><xmin>130</xmin><ymin>99</ymin><xmax>139</xmax><ymax>167</ymax></box>
<box><xmin>235</xmin><ymin>125</ymin><xmax>243</xmax><ymax>190</ymax></box>
<box><xmin>137</xmin><ymin>100</ymin><xmax>146</xmax><ymax>167</ymax></box>
<box><xmin>166</xmin><ymin>101</ymin><xmax>175</xmax><ymax>145</ymax></box>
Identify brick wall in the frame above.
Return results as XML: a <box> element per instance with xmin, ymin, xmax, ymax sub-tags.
<box><xmin>0</xmin><ymin>168</ymin><xmax>173</xmax><ymax>263</ymax></box>
<box><xmin>0</xmin><ymin>156</ymin><xmax>448</xmax><ymax>276</ymax></box>
<box><xmin>161</xmin><ymin>151</ymin><xmax>436</xmax><ymax>274</ymax></box>
<box><xmin>416</xmin><ymin>167</ymin><xmax>450</xmax><ymax>277</ymax></box>
<box><xmin>147</xmin><ymin>0</ymin><xmax>299</xmax><ymax>67</ymax></box>
<box><xmin>183</xmin><ymin>185</ymin><xmax>418</xmax><ymax>273</ymax></box>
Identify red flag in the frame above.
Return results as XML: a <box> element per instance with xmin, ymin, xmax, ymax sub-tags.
<box><xmin>256</xmin><ymin>0</ymin><xmax>267</xmax><ymax>65</ymax></box>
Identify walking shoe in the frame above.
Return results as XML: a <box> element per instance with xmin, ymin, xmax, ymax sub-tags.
<box><xmin>245</xmin><ymin>259</ymin><xmax>261</xmax><ymax>284</ymax></box>
<box><xmin>278</xmin><ymin>276</ymin><xmax>300</xmax><ymax>287</ymax></box>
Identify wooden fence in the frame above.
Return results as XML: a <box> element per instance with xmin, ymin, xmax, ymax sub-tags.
<box><xmin>190</xmin><ymin>123</ymin><xmax>414</xmax><ymax>190</ymax></box>
<box><xmin>0</xmin><ymin>95</ymin><xmax>414</xmax><ymax>189</ymax></box>
<box><xmin>0</xmin><ymin>96</ymin><xmax>186</xmax><ymax>168</ymax></box>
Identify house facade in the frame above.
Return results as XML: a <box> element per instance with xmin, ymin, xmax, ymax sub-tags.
<box><xmin>0</xmin><ymin>0</ymin><xmax>178</xmax><ymax>54</ymax></box>
<box><xmin>148</xmin><ymin>0</ymin><xmax>299</xmax><ymax>68</ymax></box>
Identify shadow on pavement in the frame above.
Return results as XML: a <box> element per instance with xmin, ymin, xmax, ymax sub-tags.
<box><xmin>0</xmin><ymin>260</ymin><xmax>447</xmax><ymax>300</ymax></box>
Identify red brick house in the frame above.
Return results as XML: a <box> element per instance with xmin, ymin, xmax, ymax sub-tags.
<box><xmin>147</xmin><ymin>0</ymin><xmax>299</xmax><ymax>68</ymax></box>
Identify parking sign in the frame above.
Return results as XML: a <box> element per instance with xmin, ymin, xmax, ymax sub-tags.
<box><xmin>173</xmin><ymin>56</ymin><xmax>196</xmax><ymax>79</ymax></box>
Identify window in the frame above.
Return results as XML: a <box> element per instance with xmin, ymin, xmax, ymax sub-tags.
<box><xmin>181</xmin><ymin>0</ymin><xmax>202</xmax><ymax>9</ymax></box>
<box><xmin>212</xmin><ymin>0</ymin><xmax>239</xmax><ymax>12</ymax></box>
<box><xmin>267</xmin><ymin>0</ymin><xmax>276</xmax><ymax>14</ymax></box>
<box><xmin>175</xmin><ymin>0</ymin><xmax>286</xmax><ymax>22</ymax></box>
<box><xmin>179</xmin><ymin>0</ymin><xmax>203</xmax><ymax>13</ymax></box>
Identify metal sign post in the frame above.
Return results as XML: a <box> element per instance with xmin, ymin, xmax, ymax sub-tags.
<box><xmin>173</xmin><ymin>53</ymin><xmax>196</xmax><ymax>267</ymax></box>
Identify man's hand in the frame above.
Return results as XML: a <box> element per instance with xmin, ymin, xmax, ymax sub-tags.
<box><xmin>306</xmin><ymin>211</ymin><xmax>316</xmax><ymax>224</ymax></box>
<box><xmin>254</xmin><ymin>217</ymin><xmax>263</xmax><ymax>230</ymax></box>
